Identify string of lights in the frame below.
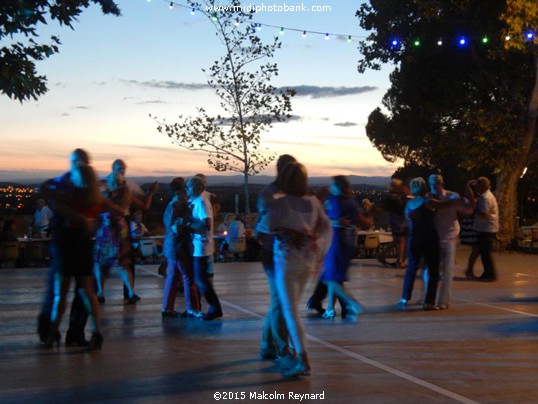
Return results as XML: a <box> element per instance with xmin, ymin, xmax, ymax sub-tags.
<box><xmin>147</xmin><ymin>0</ymin><xmax>366</xmax><ymax>42</ymax></box>
<box><xmin>147</xmin><ymin>0</ymin><xmax>537</xmax><ymax>47</ymax></box>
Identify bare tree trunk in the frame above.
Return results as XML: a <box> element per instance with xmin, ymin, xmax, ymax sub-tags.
<box><xmin>495</xmin><ymin>169</ymin><xmax>518</xmax><ymax>241</ymax></box>
<box><xmin>496</xmin><ymin>54</ymin><xmax>538</xmax><ymax>242</ymax></box>
<box><xmin>243</xmin><ymin>170</ymin><xmax>250</xmax><ymax>215</ymax></box>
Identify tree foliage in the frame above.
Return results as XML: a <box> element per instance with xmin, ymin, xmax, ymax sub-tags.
<box><xmin>1</xmin><ymin>0</ymin><xmax>120</xmax><ymax>102</ymax></box>
<box><xmin>356</xmin><ymin>0</ymin><xmax>538</xmax><ymax>237</ymax></box>
<box><xmin>152</xmin><ymin>0</ymin><xmax>294</xmax><ymax>214</ymax></box>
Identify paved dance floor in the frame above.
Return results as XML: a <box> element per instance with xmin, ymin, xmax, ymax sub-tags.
<box><xmin>1</xmin><ymin>246</ymin><xmax>538</xmax><ymax>403</ymax></box>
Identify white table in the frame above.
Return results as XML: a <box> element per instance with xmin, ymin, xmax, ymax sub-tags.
<box><xmin>356</xmin><ymin>230</ymin><xmax>393</xmax><ymax>245</ymax></box>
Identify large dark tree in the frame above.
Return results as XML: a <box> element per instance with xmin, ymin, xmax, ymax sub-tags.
<box><xmin>356</xmin><ymin>0</ymin><xmax>538</xmax><ymax>240</ymax></box>
<box><xmin>1</xmin><ymin>0</ymin><xmax>120</xmax><ymax>102</ymax></box>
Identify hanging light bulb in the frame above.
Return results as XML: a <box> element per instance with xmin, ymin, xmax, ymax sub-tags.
<box><xmin>413</xmin><ymin>39</ymin><xmax>420</xmax><ymax>47</ymax></box>
<box><xmin>437</xmin><ymin>38</ymin><xmax>443</xmax><ymax>46</ymax></box>
<box><xmin>325</xmin><ymin>33</ymin><xmax>330</xmax><ymax>40</ymax></box>
<box><xmin>390</xmin><ymin>38</ymin><xmax>400</xmax><ymax>48</ymax></box>
<box><xmin>279</xmin><ymin>27</ymin><xmax>284</xmax><ymax>35</ymax></box>
<box><xmin>347</xmin><ymin>35</ymin><xmax>352</xmax><ymax>43</ymax></box>
<box><xmin>234</xmin><ymin>19</ymin><xmax>240</xmax><ymax>27</ymax></box>
<box><xmin>211</xmin><ymin>12</ymin><xmax>218</xmax><ymax>21</ymax></box>
<box><xmin>481</xmin><ymin>36</ymin><xmax>488</xmax><ymax>44</ymax></box>
<box><xmin>525</xmin><ymin>31</ymin><xmax>535</xmax><ymax>41</ymax></box>
<box><xmin>505</xmin><ymin>34</ymin><xmax>511</xmax><ymax>41</ymax></box>
<box><xmin>190</xmin><ymin>7</ymin><xmax>196</xmax><ymax>15</ymax></box>
<box><xmin>302</xmin><ymin>30</ymin><xmax>306</xmax><ymax>38</ymax></box>
<box><xmin>256</xmin><ymin>23</ymin><xmax>262</xmax><ymax>31</ymax></box>
<box><xmin>458</xmin><ymin>36</ymin><xmax>467</xmax><ymax>46</ymax></box>
<box><xmin>169</xmin><ymin>2</ymin><xmax>173</xmax><ymax>9</ymax></box>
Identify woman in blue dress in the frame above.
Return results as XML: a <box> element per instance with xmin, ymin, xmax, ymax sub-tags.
<box><xmin>320</xmin><ymin>175</ymin><xmax>362</xmax><ymax>321</ymax></box>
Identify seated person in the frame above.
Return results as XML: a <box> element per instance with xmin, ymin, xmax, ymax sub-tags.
<box><xmin>358</xmin><ymin>198</ymin><xmax>376</xmax><ymax>230</ymax></box>
<box><xmin>226</xmin><ymin>219</ymin><xmax>246</xmax><ymax>243</ymax></box>
<box><xmin>216</xmin><ymin>213</ymin><xmax>235</xmax><ymax>235</ymax></box>
<box><xmin>218</xmin><ymin>217</ymin><xmax>246</xmax><ymax>260</ymax></box>
<box><xmin>130</xmin><ymin>211</ymin><xmax>150</xmax><ymax>250</ymax></box>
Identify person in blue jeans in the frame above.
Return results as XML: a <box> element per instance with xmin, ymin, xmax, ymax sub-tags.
<box><xmin>181</xmin><ymin>176</ymin><xmax>222</xmax><ymax>321</ymax></box>
<box><xmin>255</xmin><ymin>154</ymin><xmax>296</xmax><ymax>362</ymax></box>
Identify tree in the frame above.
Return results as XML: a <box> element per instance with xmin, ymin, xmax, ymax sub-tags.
<box><xmin>152</xmin><ymin>0</ymin><xmax>294</xmax><ymax>214</ymax></box>
<box><xmin>356</xmin><ymin>0</ymin><xmax>538</xmax><ymax>240</ymax></box>
<box><xmin>1</xmin><ymin>0</ymin><xmax>120</xmax><ymax>102</ymax></box>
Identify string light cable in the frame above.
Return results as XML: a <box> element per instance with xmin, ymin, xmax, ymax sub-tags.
<box><xmin>151</xmin><ymin>0</ymin><xmax>366</xmax><ymax>42</ymax></box>
<box><xmin>150</xmin><ymin>0</ymin><xmax>537</xmax><ymax>47</ymax></box>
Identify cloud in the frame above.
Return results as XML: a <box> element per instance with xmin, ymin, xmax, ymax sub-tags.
<box><xmin>334</xmin><ymin>121</ymin><xmax>358</xmax><ymax>127</ymax></box>
<box><xmin>281</xmin><ymin>85</ymin><xmax>378</xmax><ymax>98</ymax></box>
<box><xmin>120</xmin><ymin>79</ymin><xmax>377</xmax><ymax>100</ymax></box>
<box><xmin>120</xmin><ymin>79</ymin><xmax>209</xmax><ymax>91</ymax></box>
<box><xmin>135</xmin><ymin>100</ymin><xmax>168</xmax><ymax>105</ymax></box>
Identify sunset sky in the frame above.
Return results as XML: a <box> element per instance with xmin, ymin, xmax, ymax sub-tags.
<box><xmin>0</xmin><ymin>0</ymin><xmax>398</xmax><ymax>182</ymax></box>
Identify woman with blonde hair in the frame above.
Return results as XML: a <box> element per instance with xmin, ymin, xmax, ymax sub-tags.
<box><xmin>268</xmin><ymin>162</ymin><xmax>332</xmax><ymax>377</ymax></box>
<box><xmin>93</xmin><ymin>172</ymin><xmax>154</xmax><ymax>304</ymax></box>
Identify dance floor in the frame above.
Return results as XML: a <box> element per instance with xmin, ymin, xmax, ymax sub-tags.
<box><xmin>1</xmin><ymin>245</ymin><xmax>538</xmax><ymax>403</ymax></box>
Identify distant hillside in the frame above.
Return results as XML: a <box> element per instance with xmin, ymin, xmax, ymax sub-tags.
<box><xmin>1</xmin><ymin>174</ymin><xmax>391</xmax><ymax>189</ymax></box>
<box><xmin>128</xmin><ymin>174</ymin><xmax>391</xmax><ymax>188</ymax></box>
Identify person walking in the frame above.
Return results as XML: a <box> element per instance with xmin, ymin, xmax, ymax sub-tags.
<box><xmin>268</xmin><ymin>162</ymin><xmax>332</xmax><ymax>377</ymax></box>
<box><xmin>472</xmin><ymin>177</ymin><xmax>499</xmax><ymax>281</ymax></box>
<box><xmin>255</xmin><ymin>154</ymin><xmax>296</xmax><ymax>362</ymax></box>
<box><xmin>319</xmin><ymin>175</ymin><xmax>362</xmax><ymax>321</ymax></box>
<box><xmin>182</xmin><ymin>176</ymin><xmax>223</xmax><ymax>320</ymax></box>
<box><xmin>42</xmin><ymin>163</ymin><xmax>105</xmax><ymax>351</ymax></box>
<box><xmin>37</xmin><ymin>149</ymin><xmax>91</xmax><ymax>347</ymax></box>
<box><xmin>161</xmin><ymin>178</ymin><xmax>201</xmax><ymax>318</ymax></box>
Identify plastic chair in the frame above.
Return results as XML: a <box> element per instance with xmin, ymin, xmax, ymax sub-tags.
<box><xmin>139</xmin><ymin>239</ymin><xmax>158</xmax><ymax>264</ymax></box>
<box><xmin>358</xmin><ymin>234</ymin><xmax>379</xmax><ymax>258</ymax></box>
<box><xmin>227</xmin><ymin>237</ymin><xmax>246</xmax><ymax>261</ymax></box>
<box><xmin>532</xmin><ymin>229</ymin><xmax>538</xmax><ymax>248</ymax></box>
<box><xmin>26</xmin><ymin>242</ymin><xmax>46</xmax><ymax>267</ymax></box>
<box><xmin>0</xmin><ymin>241</ymin><xmax>20</xmax><ymax>268</ymax></box>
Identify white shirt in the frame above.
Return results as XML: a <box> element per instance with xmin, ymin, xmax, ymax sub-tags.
<box><xmin>226</xmin><ymin>220</ymin><xmax>245</xmax><ymax>243</ymax></box>
<box><xmin>34</xmin><ymin>206</ymin><xmax>54</xmax><ymax>229</ymax></box>
<box><xmin>473</xmin><ymin>189</ymin><xmax>499</xmax><ymax>233</ymax></box>
<box><xmin>190</xmin><ymin>194</ymin><xmax>214</xmax><ymax>257</ymax></box>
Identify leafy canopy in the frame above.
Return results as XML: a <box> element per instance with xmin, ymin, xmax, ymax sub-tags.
<box><xmin>356</xmin><ymin>0</ymin><xmax>536</xmax><ymax>175</ymax></box>
<box><xmin>1</xmin><ymin>0</ymin><xmax>120</xmax><ymax>102</ymax></box>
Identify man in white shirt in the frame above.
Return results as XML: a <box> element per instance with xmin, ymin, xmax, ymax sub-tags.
<box><xmin>472</xmin><ymin>177</ymin><xmax>499</xmax><ymax>281</ymax></box>
<box><xmin>184</xmin><ymin>176</ymin><xmax>223</xmax><ymax>320</ymax></box>
<box><xmin>34</xmin><ymin>198</ymin><xmax>53</xmax><ymax>237</ymax></box>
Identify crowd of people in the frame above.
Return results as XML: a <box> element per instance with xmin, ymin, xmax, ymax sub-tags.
<box><xmin>31</xmin><ymin>148</ymin><xmax>502</xmax><ymax>380</ymax></box>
